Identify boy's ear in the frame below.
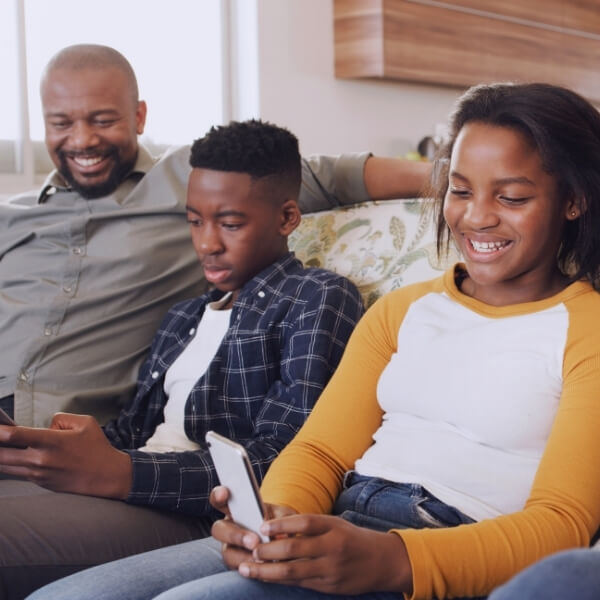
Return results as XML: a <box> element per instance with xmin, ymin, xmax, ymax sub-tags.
<box><xmin>278</xmin><ymin>199</ymin><xmax>301</xmax><ymax>236</ymax></box>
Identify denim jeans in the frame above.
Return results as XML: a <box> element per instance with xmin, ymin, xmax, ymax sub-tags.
<box><xmin>488</xmin><ymin>548</ymin><xmax>600</xmax><ymax>600</ymax></box>
<box><xmin>26</xmin><ymin>473</ymin><xmax>480</xmax><ymax>600</ymax></box>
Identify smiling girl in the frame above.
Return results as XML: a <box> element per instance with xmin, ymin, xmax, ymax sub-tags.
<box><xmin>27</xmin><ymin>83</ymin><xmax>600</xmax><ymax>600</ymax></box>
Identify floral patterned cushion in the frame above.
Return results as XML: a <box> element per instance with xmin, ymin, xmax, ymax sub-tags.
<box><xmin>290</xmin><ymin>199</ymin><xmax>459</xmax><ymax>307</ymax></box>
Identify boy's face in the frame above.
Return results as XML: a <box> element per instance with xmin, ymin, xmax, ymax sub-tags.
<box><xmin>186</xmin><ymin>168</ymin><xmax>300</xmax><ymax>303</ymax></box>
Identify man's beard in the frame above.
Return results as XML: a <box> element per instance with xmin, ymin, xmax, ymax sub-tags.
<box><xmin>57</xmin><ymin>149</ymin><xmax>136</xmax><ymax>200</ymax></box>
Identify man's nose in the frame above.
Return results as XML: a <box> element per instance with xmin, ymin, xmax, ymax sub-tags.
<box><xmin>68</xmin><ymin>121</ymin><xmax>99</xmax><ymax>149</ymax></box>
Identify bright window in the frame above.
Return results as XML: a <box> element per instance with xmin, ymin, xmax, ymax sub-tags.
<box><xmin>1</xmin><ymin>0</ymin><xmax>226</xmax><ymax>194</ymax></box>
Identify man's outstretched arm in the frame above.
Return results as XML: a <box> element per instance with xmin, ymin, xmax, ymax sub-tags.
<box><xmin>299</xmin><ymin>153</ymin><xmax>431</xmax><ymax>213</ymax></box>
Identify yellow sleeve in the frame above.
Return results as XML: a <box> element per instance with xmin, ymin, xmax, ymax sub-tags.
<box><xmin>399</xmin><ymin>291</ymin><xmax>600</xmax><ymax>599</ymax></box>
<box><xmin>261</xmin><ymin>279</ymin><xmax>439</xmax><ymax>512</ymax></box>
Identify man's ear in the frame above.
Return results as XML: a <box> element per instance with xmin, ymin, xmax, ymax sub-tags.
<box><xmin>278</xmin><ymin>199</ymin><xmax>301</xmax><ymax>236</ymax></box>
<box><xmin>136</xmin><ymin>100</ymin><xmax>147</xmax><ymax>135</ymax></box>
<box><xmin>565</xmin><ymin>195</ymin><xmax>585</xmax><ymax>221</ymax></box>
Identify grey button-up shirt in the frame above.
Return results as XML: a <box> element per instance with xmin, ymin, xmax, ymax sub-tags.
<box><xmin>0</xmin><ymin>146</ymin><xmax>371</xmax><ymax>426</ymax></box>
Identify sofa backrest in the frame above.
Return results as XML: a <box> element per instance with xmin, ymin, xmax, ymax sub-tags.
<box><xmin>290</xmin><ymin>199</ymin><xmax>459</xmax><ymax>307</ymax></box>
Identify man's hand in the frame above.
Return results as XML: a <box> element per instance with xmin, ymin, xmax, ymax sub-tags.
<box><xmin>0</xmin><ymin>413</ymin><xmax>132</xmax><ymax>499</ymax></box>
<box><xmin>237</xmin><ymin>514</ymin><xmax>414</xmax><ymax>595</ymax></box>
<box><xmin>209</xmin><ymin>485</ymin><xmax>296</xmax><ymax>570</ymax></box>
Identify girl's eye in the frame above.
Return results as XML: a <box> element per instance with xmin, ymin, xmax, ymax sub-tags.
<box><xmin>500</xmin><ymin>196</ymin><xmax>531</xmax><ymax>204</ymax></box>
<box><xmin>449</xmin><ymin>188</ymin><xmax>470</xmax><ymax>197</ymax></box>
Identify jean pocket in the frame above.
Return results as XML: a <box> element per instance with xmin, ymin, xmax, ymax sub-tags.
<box><xmin>415</xmin><ymin>501</ymin><xmax>447</xmax><ymax>528</ymax></box>
<box><xmin>415</xmin><ymin>493</ymin><xmax>474</xmax><ymax>528</ymax></box>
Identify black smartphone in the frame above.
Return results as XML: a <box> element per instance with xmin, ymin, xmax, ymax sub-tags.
<box><xmin>0</xmin><ymin>408</ymin><xmax>16</xmax><ymax>426</ymax></box>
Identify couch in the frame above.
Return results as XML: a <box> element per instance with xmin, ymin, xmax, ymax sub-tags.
<box><xmin>290</xmin><ymin>198</ymin><xmax>458</xmax><ymax>307</ymax></box>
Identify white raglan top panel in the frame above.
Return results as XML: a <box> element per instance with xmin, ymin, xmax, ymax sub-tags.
<box><xmin>354</xmin><ymin>291</ymin><xmax>569</xmax><ymax>522</ymax></box>
<box><xmin>140</xmin><ymin>294</ymin><xmax>232</xmax><ymax>453</ymax></box>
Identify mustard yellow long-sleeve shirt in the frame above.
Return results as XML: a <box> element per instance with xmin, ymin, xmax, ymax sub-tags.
<box><xmin>261</xmin><ymin>267</ymin><xmax>600</xmax><ymax>599</ymax></box>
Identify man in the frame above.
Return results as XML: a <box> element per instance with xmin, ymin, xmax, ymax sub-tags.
<box><xmin>0</xmin><ymin>43</ymin><xmax>430</xmax><ymax>428</ymax></box>
<box><xmin>0</xmin><ymin>119</ymin><xmax>364</xmax><ymax>599</ymax></box>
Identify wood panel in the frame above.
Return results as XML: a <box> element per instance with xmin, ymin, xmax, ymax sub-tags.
<box><xmin>334</xmin><ymin>0</ymin><xmax>600</xmax><ymax>102</ymax></box>
<box><xmin>450</xmin><ymin>0</ymin><xmax>600</xmax><ymax>34</ymax></box>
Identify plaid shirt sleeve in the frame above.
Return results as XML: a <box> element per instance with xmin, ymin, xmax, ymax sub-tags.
<box><xmin>120</xmin><ymin>267</ymin><xmax>364</xmax><ymax>516</ymax></box>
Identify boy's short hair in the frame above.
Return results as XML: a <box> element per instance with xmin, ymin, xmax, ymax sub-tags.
<box><xmin>189</xmin><ymin>119</ymin><xmax>302</xmax><ymax>200</ymax></box>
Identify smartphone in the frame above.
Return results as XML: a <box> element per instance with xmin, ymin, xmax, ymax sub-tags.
<box><xmin>0</xmin><ymin>408</ymin><xmax>16</xmax><ymax>426</ymax></box>
<box><xmin>206</xmin><ymin>430</ymin><xmax>268</xmax><ymax>542</ymax></box>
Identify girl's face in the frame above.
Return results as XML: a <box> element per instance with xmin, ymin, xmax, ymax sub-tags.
<box><xmin>443</xmin><ymin>122</ymin><xmax>579</xmax><ymax>306</ymax></box>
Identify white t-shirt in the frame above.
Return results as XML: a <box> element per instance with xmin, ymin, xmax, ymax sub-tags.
<box><xmin>140</xmin><ymin>293</ymin><xmax>232</xmax><ymax>453</ymax></box>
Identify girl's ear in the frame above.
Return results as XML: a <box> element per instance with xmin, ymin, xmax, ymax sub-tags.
<box><xmin>279</xmin><ymin>199</ymin><xmax>301</xmax><ymax>236</ymax></box>
<box><xmin>565</xmin><ymin>196</ymin><xmax>585</xmax><ymax>221</ymax></box>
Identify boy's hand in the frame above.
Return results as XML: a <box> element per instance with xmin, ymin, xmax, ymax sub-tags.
<box><xmin>0</xmin><ymin>413</ymin><xmax>132</xmax><ymax>499</ymax></box>
<box><xmin>237</xmin><ymin>514</ymin><xmax>413</xmax><ymax>595</ymax></box>
<box><xmin>209</xmin><ymin>485</ymin><xmax>296</xmax><ymax>570</ymax></box>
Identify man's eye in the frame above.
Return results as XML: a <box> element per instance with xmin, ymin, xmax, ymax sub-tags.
<box><xmin>222</xmin><ymin>223</ymin><xmax>242</xmax><ymax>231</ymax></box>
<box><xmin>94</xmin><ymin>120</ymin><xmax>116</xmax><ymax>127</ymax></box>
<box><xmin>50</xmin><ymin>121</ymin><xmax>70</xmax><ymax>129</ymax></box>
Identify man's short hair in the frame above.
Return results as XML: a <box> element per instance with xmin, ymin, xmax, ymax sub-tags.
<box><xmin>189</xmin><ymin>119</ymin><xmax>302</xmax><ymax>200</ymax></box>
<box><xmin>42</xmin><ymin>44</ymin><xmax>139</xmax><ymax>103</ymax></box>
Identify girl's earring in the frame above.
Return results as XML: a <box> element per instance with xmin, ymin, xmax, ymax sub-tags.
<box><xmin>571</xmin><ymin>211</ymin><xmax>577</xmax><ymax>217</ymax></box>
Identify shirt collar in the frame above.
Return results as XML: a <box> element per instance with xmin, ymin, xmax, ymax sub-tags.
<box><xmin>206</xmin><ymin>252</ymin><xmax>302</xmax><ymax>305</ymax></box>
<box><xmin>36</xmin><ymin>144</ymin><xmax>158</xmax><ymax>204</ymax></box>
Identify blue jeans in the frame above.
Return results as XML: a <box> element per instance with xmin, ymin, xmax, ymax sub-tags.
<box><xmin>26</xmin><ymin>473</ymin><xmax>477</xmax><ymax>600</ymax></box>
<box><xmin>488</xmin><ymin>548</ymin><xmax>600</xmax><ymax>600</ymax></box>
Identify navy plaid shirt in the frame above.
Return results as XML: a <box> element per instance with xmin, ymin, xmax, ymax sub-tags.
<box><xmin>104</xmin><ymin>253</ymin><xmax>364</xmax><ymax>516</ymax></box>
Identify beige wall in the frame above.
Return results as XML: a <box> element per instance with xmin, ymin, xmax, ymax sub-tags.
<box><xmin>252</xmin><ymin>0</ymin><xmax>464</xmax><ymax>157</ymax></box>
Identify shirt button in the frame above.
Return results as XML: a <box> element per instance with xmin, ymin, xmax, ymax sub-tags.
<box><xmin>72</xmin><ymin>247</ymin><xmax>83</xmax><ymax>255</ymax></box>
<box><xmin>18</xmin><ymin>371</ymin><xmax>28</xmax><ymax>382</ymax></box>
<box><xmin>258</xmin><ymin>291</ymin><xmax>265</xmax><ymax>298</ymax></box>
<box><xmin>44</xmin><ymin>327</ymin><xmax>53</xmax><ymax>336</ymax></box>
<box><xmin>63</xmin><ymin>285</ymin><xmax>72</xmax><ymax>293</ymax></box>
<box><xmin>47</xmin><ymin>186</ymin><xmax>57</xmax><ymax>195</ymax></box>
<box><xmin>189</xmin><ymin>328</ymin><xmax>196</xmax><ymax>336</ymax></box>
<box><xmin>151</xmin><ymin>371</ymin><xmax>159</xmax><ymax>379</ymax></box>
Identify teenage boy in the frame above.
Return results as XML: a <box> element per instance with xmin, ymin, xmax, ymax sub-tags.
<box><xmin>0</xmin><ymin>120</ymin><xmax>364</xmax><ymax>599</ymax></box>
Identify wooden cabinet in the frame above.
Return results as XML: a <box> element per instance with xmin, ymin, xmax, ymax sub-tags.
<box><xmin>334</xmin><ymin>0</ymin><xmax>600</xmax><ymax>102</ymax></box>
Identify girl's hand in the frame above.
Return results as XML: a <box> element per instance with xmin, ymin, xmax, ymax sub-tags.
<box><xmin>209</xmin><ymin>486</ymin><xmax>296</xmax><ymax>570</ymax></box>
<box><xmin>239</xmin><ymin>514</ymin><xmax>413</xmax><ymax>595</ymax></box>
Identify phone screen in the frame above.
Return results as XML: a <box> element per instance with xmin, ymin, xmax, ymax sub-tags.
<box><xmin>0</xmin><ymin>408</ymin><xmax>16</xmax><ymax>426</ymax></box>
<box><xmin>206</xmin><ymin>430</ymin><xmax>268</xmax><ymax>542</ymax></box>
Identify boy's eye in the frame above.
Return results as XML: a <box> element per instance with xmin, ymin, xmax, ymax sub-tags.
<box><xmin>186</xmin><ymin>218</ymin><xmax>202</xmax><ymax>227</ymax></box>
<box><xmin>222</xmin><ymin>223</ymin><xmax>243</xmax><ymax>231</ymax></box>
